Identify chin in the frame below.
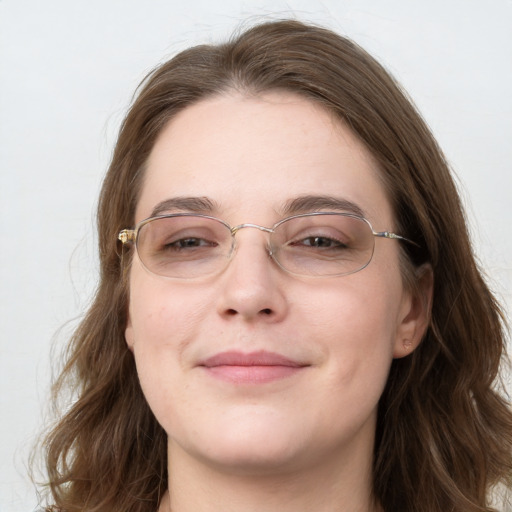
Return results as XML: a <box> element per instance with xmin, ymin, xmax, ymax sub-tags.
<box><xmin>173</xmin><ymin>413</ymin><xmax>312</xmax><ymax>474</ymax></box>
<box><xmin>196</xmin><ymin>440</ymin><xmax>306</xmax><ymax>476</ymax></box>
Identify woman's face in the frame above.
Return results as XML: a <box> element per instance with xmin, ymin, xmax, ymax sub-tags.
<box><xmin>126</xmin><ymin>92</ymin><xmax>422</xmax><ymax>475</ymax></box>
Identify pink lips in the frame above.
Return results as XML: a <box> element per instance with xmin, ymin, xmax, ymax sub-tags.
<box><xmin>199</xmin><ymin>350</ymin><xmax>308</xmax><ymax>384</ymax></box>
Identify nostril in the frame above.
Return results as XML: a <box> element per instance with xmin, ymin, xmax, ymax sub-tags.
<box><xmin>223</xmin><ymin>308</ymin><xmax>273</xmax><ymax>316</ymax></box>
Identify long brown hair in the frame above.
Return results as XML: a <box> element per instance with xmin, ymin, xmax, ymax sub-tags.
<box><xmin>40</xmin><ymin>19</ymin><xmax>512</xmax><ymax>512</ymax></box>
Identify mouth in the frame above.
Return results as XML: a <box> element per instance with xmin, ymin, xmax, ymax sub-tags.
<box><xmin>198</xmin><ymin>350</ymin><xmax>309</xmax><ymax>384</ymax></box>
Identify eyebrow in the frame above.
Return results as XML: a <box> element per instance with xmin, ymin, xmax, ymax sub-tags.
<box><xmin>281</xmin><ymin>195</ymin><xmax>366</xmax><ymax>217</ymax></box>
<box><xmin>150</xmin><ymin>196</ymin><xmax>219</xmax><ymax>217</ymax></box>
<box><xmin>148</xmin><ymin>194</ymin><xmax>365</xmax><ymax>220</ymax></box>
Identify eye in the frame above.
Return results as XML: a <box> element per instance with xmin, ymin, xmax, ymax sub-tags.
<box><xmin>294</xmin><ymin>237</ymin><xmax>348</xmax><ymax>250</ymax></box>
<box><xmin>163</xmin><ymin>237</ymin><xmax>217</xmax><ymax>251</ymax></box>
<box><xmin>297</xmin><ymin>236</ymin><xmax>347</xmax><ymax>249</ymax></box>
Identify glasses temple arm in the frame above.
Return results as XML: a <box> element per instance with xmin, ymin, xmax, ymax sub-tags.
<box><xmin>373</xmin><ymin>231</ymin><xmax>420</xmax><ymax>247</ymax></box>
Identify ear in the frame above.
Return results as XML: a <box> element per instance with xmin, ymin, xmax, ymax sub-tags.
<box><xmin>393</xmin><ymin>264</ymin><xmax>433</xmax><ymax>358</ymax></box>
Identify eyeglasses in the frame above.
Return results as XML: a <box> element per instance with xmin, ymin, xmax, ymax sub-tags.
<box><xmin>118</xmin><ymin>212</ymin><xmax>415</xmax><ymax>279</ymax></box>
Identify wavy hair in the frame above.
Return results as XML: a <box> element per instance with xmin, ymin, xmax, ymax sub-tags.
<box><xmin>40</xmin><ymin>19</ymin><xmax>512</xmax><ymax>512</ymax></box>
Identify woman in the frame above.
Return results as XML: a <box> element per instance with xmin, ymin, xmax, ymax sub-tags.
<box><xmin>40</xmin><ymin>19</ymin><xmax>512</xmax><ymax>512</ymax></box>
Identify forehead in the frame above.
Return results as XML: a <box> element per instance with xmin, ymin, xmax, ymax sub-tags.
<box><xmin>136</xmin><ymin>92</ymin><xmax>393</xmax><ymax>226</ymax></box>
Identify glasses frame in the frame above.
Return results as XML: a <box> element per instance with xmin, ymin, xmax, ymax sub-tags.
<box><xmin>118</xmin><ymin>212</ymin><xmax>416</xmax><ymax>278</ymax></box>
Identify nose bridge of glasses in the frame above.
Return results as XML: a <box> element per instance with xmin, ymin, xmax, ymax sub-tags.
<box><xmin>230</xmin><ymin>223</ymin><xmax>274</xmax><ymax>236</ymax></box>
<box><xmin>227</xmin><ymin>223</ymin><xmax>276</xmax><ymax>270</ymax></box>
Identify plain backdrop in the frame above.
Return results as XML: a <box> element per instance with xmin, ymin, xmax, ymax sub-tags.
<box><xmin>1</xmin><ymin>1</ymin><xmax>511</xmax><ymax>510</ymax></box>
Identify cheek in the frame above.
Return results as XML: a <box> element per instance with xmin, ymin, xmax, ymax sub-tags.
<box><xmin>303</xmin><ymin>274</ymin><xmax>402</xmax><ymax>390</ymax></box>
<box><xmin>305</xmin><ymin>276</ymin><xmax>400</xmax><ymax>347</ymax></box>
<box><xmin>125</xmin><ymin>274</ymin><xmax>213</xmax><ymax>417</ymax></box>
<box><xmin>127</xmin><ymin>270</ymin><xmax>211</xmax><ymax>350</ymax></box>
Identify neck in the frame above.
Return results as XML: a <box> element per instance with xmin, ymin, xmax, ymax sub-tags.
<box><xmin>158</xmin><ymin>438</ymin><xmax>380</xmax><ymax>512</ymax></box>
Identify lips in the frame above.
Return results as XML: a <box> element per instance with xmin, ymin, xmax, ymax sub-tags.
<box><xmin>199</xmin><ymin>350</ymin><xmax>308</xmax><ymax>384</ymax></box>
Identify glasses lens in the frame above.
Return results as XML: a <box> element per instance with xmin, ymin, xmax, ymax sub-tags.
<box><xmin>272</xmin><ymin>214</ymin><xmax>375</xmax><ymax>276</ymax></box>
<box><xmin>136</xmin><ymin>215</ymin><xmax>232</xmax><ymax>278</ymax></box>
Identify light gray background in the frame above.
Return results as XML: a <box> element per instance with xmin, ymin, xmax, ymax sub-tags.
<box><xmin>1</xmin><ymin>1</ymin><xmax>511</xmax><ymax>511</ymax></box>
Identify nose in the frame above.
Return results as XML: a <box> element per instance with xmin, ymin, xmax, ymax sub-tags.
<box><xmin>215</xmin><ymin>229</ymin><xmax>288</xmax><ymax>322</ymax></box>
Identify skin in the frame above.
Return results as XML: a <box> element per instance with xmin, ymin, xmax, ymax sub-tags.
<box><xmin>125</xmin><ymin>92</ymin><xmax>430</xmax><ymax>512</ymax></box>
